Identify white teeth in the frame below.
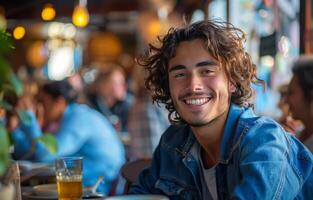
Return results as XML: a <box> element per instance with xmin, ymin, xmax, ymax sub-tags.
<box><xmin>186</xmin><ymin>98</ymin><xmax>209</xmax><ymax>105</ymax></box>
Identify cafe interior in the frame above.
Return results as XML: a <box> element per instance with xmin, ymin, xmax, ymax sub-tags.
<box><xmin>0</xmin><ymin>0</ymin><xmax>312</xmax><ymax>199</ymax></box>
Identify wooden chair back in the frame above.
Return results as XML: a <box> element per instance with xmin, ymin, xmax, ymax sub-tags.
<box><xmin>121</xmin><ymin>158</ymin><xmax>151</xmax><ymax>194</ymax></box>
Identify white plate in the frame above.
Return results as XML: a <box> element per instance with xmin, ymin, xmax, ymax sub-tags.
<box><xmin>33</xmin><ymin>184</ymin><xmax>58</xmax><ymax>197</ymax></box>
<box><xmin>105</xmin><ymin>195</ymin><xmax>169</xmax><ymax>200</ymax></box>
<box><xmin>23</xmin><ymin>191</ymin><xmax>57</xmax><ymax>200</ymax></box>
<box><xmin>29</xmin><ymin>184</ymin><xmax>102</xmax><ymax>199</ymax></box>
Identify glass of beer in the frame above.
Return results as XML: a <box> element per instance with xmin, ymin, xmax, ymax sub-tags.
<box><xmin>55</xmin><ymin>157</ymin><xmax>83</xmax><ymax>200</ymax></box>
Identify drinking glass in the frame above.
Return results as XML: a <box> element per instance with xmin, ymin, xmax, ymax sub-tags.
<box><xmin>55</xmin><ymin>157</ymin><xmax>83</xmax><ymax>200</ymax></box>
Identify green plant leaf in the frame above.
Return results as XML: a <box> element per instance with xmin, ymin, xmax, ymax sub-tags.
<box><xmin>0</xmin><ymin>30</ymin><xmax>13</xmax><ymax>54</ymax></box>
<box><xmin>0</xmin><ymin>124</ymin><xmax>10</xmax><ymax>177</ymax></box>
<box><xmin>0</xmin><ymin>99</ymin><xmax>13</xmax><ymax>111</ymax></box>
<box><xmin>0</xmin><ymin>57</ymin><xmax>11</xmax><ymax>84</ymax></box>
<box><xmin>9</xmin><ymin>74</ymin><xmax>23</xmax><ymax>96</ymax></box>
<box><xmin>36</xmin><ymin>134</ymin><xmax>58</xmax><ymax>155</ymax></box>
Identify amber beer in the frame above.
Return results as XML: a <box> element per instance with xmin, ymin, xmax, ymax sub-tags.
<box><xmin>55</xmin><ymin>157</ymin><xmax>83</xmax><ymax>200</ymax></box>
<box><xmin>56</xmin><ymin>176</ymin><xmax>82</xmax><ymax>200</ymax></box>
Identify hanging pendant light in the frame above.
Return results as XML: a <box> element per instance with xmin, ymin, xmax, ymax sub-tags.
<box><xmin>13</xmin><ymin>26</ymin><xmax>26</xmax><ymax>40</ymax></box>
<box><xmin>72</xmin><ymin>0</ymin><xmax>89</xmax><ymax>28</ymax></box>
<box><xmin>41</xmin><ymin>3</ymin><xmax>56</xmax><ymax>21</ymax></box>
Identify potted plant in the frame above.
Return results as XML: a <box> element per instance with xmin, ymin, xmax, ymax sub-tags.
<box><xmin>0</xmin><ymin>28</ymin><xmax>22</xmax><ymax>200</ymax></box>
<box><xmin>0</xmin><ymin>29</ymin><xmax>57</xmax><ymax>200</ymax></box>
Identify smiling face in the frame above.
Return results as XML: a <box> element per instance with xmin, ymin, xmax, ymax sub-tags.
<box><xmin>168</xmin><ymin>39</ymin><xmax>235</xmax><ymax>127</ymax></box>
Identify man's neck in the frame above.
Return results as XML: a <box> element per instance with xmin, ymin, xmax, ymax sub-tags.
<box><xmin>191</xmin><ymin>109</ymin><xmax>229</xmax><ymax>168</ymax></box>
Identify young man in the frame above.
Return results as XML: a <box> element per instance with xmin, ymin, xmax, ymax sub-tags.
<box><xmin>129</xmin><ymin>20</ymin><xmax>313</xmax><ymax>199</ymax></box>
<box><xmin>286</xmin><ymin>56</ymin><xmax>313</xmax><ymax>152</ymax></box>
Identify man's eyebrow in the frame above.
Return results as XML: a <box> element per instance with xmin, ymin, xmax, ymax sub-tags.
<box><xmin>168</xmin><ymin>65</ymin><xmax>186</xmax><ymax>72</ymax></box>
<box><xmin>168</xmin><ymin>60</ymin><xmax>218</xmax><ymax>72</ymax></box>
<box><xmin>196</xmin><ymin>60</ymin><xmax>217</xmax><ymax>67</ymax></box>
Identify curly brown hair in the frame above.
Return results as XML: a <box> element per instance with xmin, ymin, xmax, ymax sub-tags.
<box><xmin>138</xmin><ymin>19</ymin><xmax>265</xmax><ymax>123</ymax></box>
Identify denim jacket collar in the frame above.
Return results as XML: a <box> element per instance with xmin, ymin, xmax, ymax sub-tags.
<box><xmin>176</xmin><ymin>125</ymin><xmax>196</xmax><ymax>157</ymax></box>
<box><xmin>176</xmin><ymin>104</ymin><xmax>246</xmax><ymax>163</ymax></box>
<box><xmin>219</xmin><ymin>104</ymin><xmax>246</xmax><ymax>163</ymax></box>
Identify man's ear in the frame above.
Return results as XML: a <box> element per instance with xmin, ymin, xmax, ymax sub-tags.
<box><xmin>229</xmin><ymin>81</ymin><xmax>236</xmax><ymax>93</ymax></box>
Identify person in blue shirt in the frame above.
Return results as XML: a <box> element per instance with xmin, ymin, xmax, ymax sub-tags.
<box><xmin>11</xmin><ymin>80</ymin><xmax>125</xmax><ymax>194</ymax></box>
<box><xmin>129</xmin><ymin>20</ymin><xmax>313</xmax><ymax>199</ymax></box>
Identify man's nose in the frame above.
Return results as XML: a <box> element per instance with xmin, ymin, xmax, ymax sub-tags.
<box><xmin>188</xmin><ymin>74</ymin><xmax>203</xmax><ymax>92</ymax></box>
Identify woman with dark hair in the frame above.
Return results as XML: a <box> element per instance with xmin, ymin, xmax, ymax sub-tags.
<box><xmin>286</xmin><ymin>56</ymin><xmax>313</xmax><ymax>152</ymax></box>
<box><xmin>129</xmin><ymin>20</ymin><xmax>312</xmax><ymax>199</ymax></box>
<box><xmin>11</xmin><ymin>79</ymin><xmax>125</xmax><ymax>194</ymax></box>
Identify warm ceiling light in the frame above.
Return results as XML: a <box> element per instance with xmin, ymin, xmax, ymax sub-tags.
<box><xmin>72</xmin><ymin>0</ymin><xmax>89</xmax><ymax>28</ymax></box>
<box><xmin>41</xmin><ymin>3</ymin><xmax>56</xmax><ymax>21</ymax></box>
<box><xmin>13</xmin><ymin>26</ymin><xmax>26</xmax><ymax>40</ymax></box>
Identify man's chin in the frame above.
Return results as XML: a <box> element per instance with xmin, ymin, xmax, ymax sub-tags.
<box><xmin>185</xmin><ymin>119</ymin><xmax>210</xmax><ymax>127</ymax></box>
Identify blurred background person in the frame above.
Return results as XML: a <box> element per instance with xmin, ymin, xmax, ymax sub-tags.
<box><xmin>278</xmin><ymin>83</ymin><xmax>303</xmax><ymax>135</ymax></box>
<box><xmin>68</xmin><ymin>71</ymin><xmax>88</xmax><ymax>104</ymax></box>
<box><xmin>127</xmin><ymin>66</ymin><xmax>170</xmax><ymax>160</ymax></box>
<box><xmin>9</xmin><ymin>79</ymin><xmax>125</xmax><ymax>194</ymax></box>
<box><xmin>286</xmin><ymin>56</ymin><xmax>313</xmax><ymax>152</ymax></box>
<box><xmin>87</xmin><ymin>64</ymin><xmax>134</xmax><ymax>134</ymax></box>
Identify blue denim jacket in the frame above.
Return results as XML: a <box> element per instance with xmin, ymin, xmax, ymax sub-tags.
<box><xmin>130</xmin><ymin>104</ymin><xmax>313</xmax><ymax>199</ymax></box>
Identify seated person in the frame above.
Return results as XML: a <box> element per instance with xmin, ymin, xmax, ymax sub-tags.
<box><xmin>87</xmin><ymin>64</ymin><xmax>134</xmax><ymax>133</ymax></box>
<box><xmin>129</xmin><ymin>20</ymin><xmax>313</xmax><ymax>199</ymax></box>
<box><xmin>277</xmin><ymin>83</ymin><xmax>303</xmax><ymax>135</ymax></box>
<box><xmin>128</xmin><ymin>66</ymin><xmax>170</xmax><ymax>159</ymax></box>
<box><xmin>286</xmin><ymin>56</ymin><xmax>313</xmax><ymax>152</ymax></box>
<box><xmin>11</xmin><ymin>80</ymin><xmax>125</xmax><ymax>194</ymax></box>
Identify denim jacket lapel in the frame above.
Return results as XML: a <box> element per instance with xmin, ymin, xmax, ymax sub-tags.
<box><xmin>175</xmin><ymin>127</ymin><xmax>203</xmax><ymax>198</ymax></box>
<box><xmin>220</xmin><ymin>104</ymin><xmax>246</xmax><ymax>163</ymax></box>
<box><xmin>217</xmin><ymin>104</ymin><xmax>246</xmax><ymax>199</ymax></box>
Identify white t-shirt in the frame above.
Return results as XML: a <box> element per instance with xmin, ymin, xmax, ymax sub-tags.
<box><xmin>190</xmin><ymin>142</ymin><xmax>218</xmax><ymax>200</ymax></box>
<box><xmin>199</xmin><ymin>152</ymin><xmax>218</xmax><ymax>200</ymax></box>
<box><xmin>202</xmin><ymin>166</ymin><xmax>218</xmax><ymax>200</ymax></box>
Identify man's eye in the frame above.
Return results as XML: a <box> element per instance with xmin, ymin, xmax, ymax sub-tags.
<box><xmin>174</xmin><ymin>73</ymin><xmax>185</xmax><ymax>78</ymax></box>
<box><xmin>202</xmin><ymin>70</ymin><xmax>213</xmax><ymax>75</ymax></box>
